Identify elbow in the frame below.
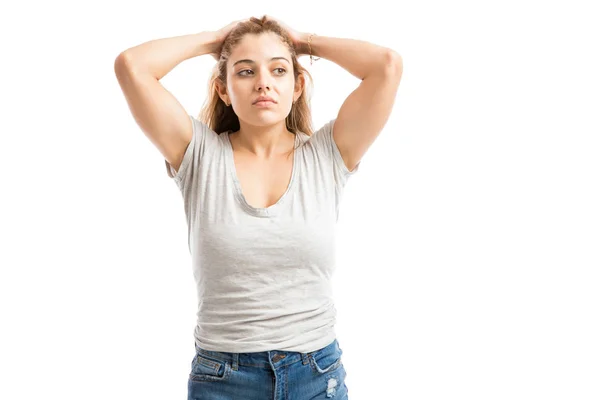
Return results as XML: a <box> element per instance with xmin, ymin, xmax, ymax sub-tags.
<box><xmin>114</xmin><ymin>51</ymin><xmax>133</xmax><ymax>75</ymax></box>
<box><xmin>386</xmin><ymin>49</ymin><xmax>403</xmax><ymax>74</ymax></box>
<box><xmin>380</xmin><ymin>49</ymin><xmax>403</xmax><ymax>81</ymax></box>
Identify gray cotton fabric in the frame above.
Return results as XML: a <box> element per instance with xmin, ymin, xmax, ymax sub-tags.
<box><xmin>165</xmin><ymin>115</ymin><xmax>360</xmax><ymax>353</ymax></box>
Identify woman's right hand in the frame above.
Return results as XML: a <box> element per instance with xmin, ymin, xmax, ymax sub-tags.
<box><xmin>210</xmin><ymin>18</ymin><xmax>248</xmax><ymax>61</ymax></box>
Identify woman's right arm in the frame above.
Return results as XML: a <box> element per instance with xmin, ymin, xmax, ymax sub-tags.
<box><xmin>115</xmin><ymin>31</ymin><xmax>219</xmax><ymax>80</ymax></box>
<box><xmin>113</xmin><ymin>31</ymin><xmax>220</xmax><ymax>174</ymax></box>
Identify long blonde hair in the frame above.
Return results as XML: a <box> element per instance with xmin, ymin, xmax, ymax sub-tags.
<box><xmin>197</xmin><ymin>16</ymin><xmax>316</xmax><ymax>147</ymax></box>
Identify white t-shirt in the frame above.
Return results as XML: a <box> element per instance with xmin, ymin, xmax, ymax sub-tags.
<box><xmin>165</xmin><ymin>115</ymin><xmax>360</xmax><ymax>353</ymax></box>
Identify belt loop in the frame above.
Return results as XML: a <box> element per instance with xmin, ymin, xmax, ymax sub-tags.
<box><xmin>231</xmin><ymin>352</ymin><xmax>239</xmax><ymax>371</ymax></box>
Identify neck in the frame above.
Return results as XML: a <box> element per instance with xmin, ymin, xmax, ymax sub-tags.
<box><xmin>230</xmin><ymin>121</ymin><xmax>295</xmax><ymax>159</ymax></box>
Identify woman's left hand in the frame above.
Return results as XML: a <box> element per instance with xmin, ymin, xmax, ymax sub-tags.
<box><xmin>265</xmin><ymin>15</ymin><xmax>308</xmax><ymax>55</ymax></box>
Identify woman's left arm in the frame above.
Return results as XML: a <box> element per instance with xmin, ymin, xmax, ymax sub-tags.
<box><xmin>299</xmin><ymin>33</ymin><xmax>403</xmax><ymax>172</ymax></box>
<box><xmin>298</xmin><ymin>34</ymin><xmax>400</xmax><ymax>80</ymax></box>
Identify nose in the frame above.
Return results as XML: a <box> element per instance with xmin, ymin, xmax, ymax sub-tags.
<box><xmin>255</xmin><ymin>67</ymin><xmax>272</xmax><ymax>92</ymax></box>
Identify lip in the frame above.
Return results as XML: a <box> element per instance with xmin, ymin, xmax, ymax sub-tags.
<box><xmin>253</xmin><ymin>100</ymin><xmax>276</xmax><ymax>107</ymax></box>
<box><xmin>253</xmin><ymin>96</ymin><xmax>276</xmax><ymax>105</ymax></box>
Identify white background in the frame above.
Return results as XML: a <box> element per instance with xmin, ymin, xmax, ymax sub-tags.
<box><xmin>1</xmin><ymin>0</ymin><xmax>599</xmax><ymax>399</ymax></box>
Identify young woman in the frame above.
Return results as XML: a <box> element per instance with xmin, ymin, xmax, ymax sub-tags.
<box><xmin>115</xmin><ymin>15</ymin><xmax>402</xmax><ymax>400</ymax></box>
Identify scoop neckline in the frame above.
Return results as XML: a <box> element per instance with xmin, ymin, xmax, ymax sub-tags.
<box><xmin>224</xmin><ymin>131</ymin><xmax>300</xmax><ymax>218</ymax></box>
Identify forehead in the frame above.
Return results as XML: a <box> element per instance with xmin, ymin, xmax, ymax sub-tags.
<box><xmin>230</xmin><ymin>33</ymin><xmax>290</xmax><ymax>66</ymax></box>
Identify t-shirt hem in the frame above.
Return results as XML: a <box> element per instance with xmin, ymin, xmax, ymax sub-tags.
<box><xmin>194</xmin><ymin>331</ymin><xmax>337</xmax><ymax>354</ymax></box>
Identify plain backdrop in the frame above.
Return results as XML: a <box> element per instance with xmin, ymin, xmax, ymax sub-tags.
<box><xmin>1</xmin><ymin>0</ymin><xmax>599</xmax><ymax>399</ymax></box>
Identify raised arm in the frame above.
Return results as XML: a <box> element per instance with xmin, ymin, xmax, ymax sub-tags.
<box><xmin>299</xmin><ymin>33</ymin><xmax>403</xmax><ymax>172</ymax></box>
<box><xmin>113</xmin><ymin>31</ymin><xmax>219</xmax><ymax>173</ymax></box>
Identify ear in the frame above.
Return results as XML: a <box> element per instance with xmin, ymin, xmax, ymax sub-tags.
<box><xmin>293</xmin><ymin>73</ymin><xmax>305</xmax><ymax>103</ymax></box>
<box><xmin>215</xmin><ymin>79</ymin><xmax>230</xmax><ymax>105</ymax></box>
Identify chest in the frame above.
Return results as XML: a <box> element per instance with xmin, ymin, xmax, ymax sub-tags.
<box><xmin>232</xmin><ymin>152</ymin><xmax>294</xmax><ymax>209</ymax></box>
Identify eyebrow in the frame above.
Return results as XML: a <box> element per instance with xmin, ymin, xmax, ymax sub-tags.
<box><xmin>232</xmin><ymin>57</ymin><xmax>291</xmax><ymax>67</ymax></box>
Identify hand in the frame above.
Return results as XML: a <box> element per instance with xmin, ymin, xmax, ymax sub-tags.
<box><xmin>210</xmin><ymin>18</ymin><xmax>248</xmax><ymax>61</ymax></box>
<box><xmin>264</xmin><ymin>15</ymin><xmax>308</xmax><ymax>56</ymax></box>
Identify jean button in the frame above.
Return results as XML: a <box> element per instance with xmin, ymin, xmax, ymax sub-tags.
<box><xmin>272</xmin><ymin>353</ymin><xmax>287</xmax><ymax>362</ymax></box>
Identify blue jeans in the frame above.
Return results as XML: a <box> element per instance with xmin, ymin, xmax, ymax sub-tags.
<box><xmin>187</xmin><ymin>338</ymin><xmax>349</xmax><ymax>399</ymax></box>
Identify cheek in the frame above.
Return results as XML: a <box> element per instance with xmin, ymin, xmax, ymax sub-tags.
<box><xmin>227</xmin><ymin>82</ymin><xmax>246</xmax><ymax>101</ymax></box>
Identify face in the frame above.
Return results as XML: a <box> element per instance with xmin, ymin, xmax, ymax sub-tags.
<box><xmin>218</xmin><ymin>32</ymin><xmax>303</xmax><ymax>127</ymax></box>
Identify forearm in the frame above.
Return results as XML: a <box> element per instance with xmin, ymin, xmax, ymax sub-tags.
<box><xmin>117</xmin><ymin>31</ymin><xmax>219</xmax><ymax>80</ymax></box>
<box><xmin>298</xmin><ymin>34</ymin><xmax>400</xmax><ymax>80</ymax></box>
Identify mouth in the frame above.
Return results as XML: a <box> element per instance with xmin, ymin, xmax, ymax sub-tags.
<box><xmin>253</xmin><ymin>100</ymin><xmax>276</xmax><ymax>107</ymax></box>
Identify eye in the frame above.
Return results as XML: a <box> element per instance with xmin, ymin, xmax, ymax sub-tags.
<box><xmin>237</xmin><ymin>68</ymin><xmax>287</xmax><ymax>76</ymax></box>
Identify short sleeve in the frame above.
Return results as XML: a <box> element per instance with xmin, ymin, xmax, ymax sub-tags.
<box><xmin>311</xmin><ymin>118</ymin><xmax>361</xmax><ymax>180</ymax></box>
<box><xmin>164</xmin><ymin>115</ymin><xmax>211</xmax><ymax>188</ymax></box>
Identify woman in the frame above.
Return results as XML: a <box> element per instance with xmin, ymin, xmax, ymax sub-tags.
<box><xmin>115</xmin><ymin>15</ymin><xmax>402</xmax><ymax>400</ymax></box>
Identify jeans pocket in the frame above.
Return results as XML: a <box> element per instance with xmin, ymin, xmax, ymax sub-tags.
<box><xmin>190</xmin><ymin>352</ymin><xmax>232</xmax><ymax>382</ymax></box>
<box><xmin>309</xmin><ymin>345</ymin><xmax>344</xmax><ymax>374</ymax></box>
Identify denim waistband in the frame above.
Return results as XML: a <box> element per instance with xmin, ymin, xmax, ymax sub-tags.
<box><xmin>194</xmin><ymin>338</ymin><xmax>340</xmax><ymax>369</ymax></box>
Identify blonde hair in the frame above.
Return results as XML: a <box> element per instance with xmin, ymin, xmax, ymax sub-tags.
<box><xmin>197</xmin><ymin>15</ymin><xmax>316</xmax><ymax>148</ymax></box>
